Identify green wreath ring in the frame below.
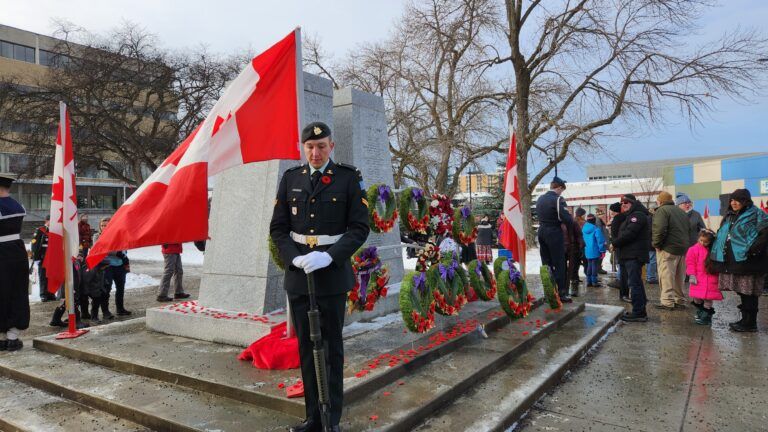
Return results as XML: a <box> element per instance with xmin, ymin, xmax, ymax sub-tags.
<box><xmin>496</xmin><ymin>258</ymin><xmax>535</xmax><ymax>319</ymax></box>
<box><xmin>467</xmin><ymin>259</ymin><xmax>497</xmax><ymax>301</ymax></box>
<box><xmin>400</xmin><ymin>270</ymin><xmax>436</xmax><ymax>333</ymax></box>
<box><xmin>268</xmin><ymin>236</ymin><xmax>285</xmax><ymax>271</ymax></box>
<box><xmin>348</xmin><ymin>246</ymin><xmax>390</xmax><ymax>313</ymax></box>
<box><xmin>540</xmin><ymin>265</ymin><xmax>563</xmax><ymax>309</ymax></box>
<box><xmin>452</xmin><ymin>206</ymin><xmax>478</xmax><ymax>246</ymax></box>
<box><xmin>427</xmin><ymin>256</ymin><xmax>468</xmax><ymax>316</ymax></box>
<box><xmin>399</xmin><ymin>187</ymin><xmax>429</xmax><ymax>234</ymax></box>
<box><xmin>368</xmin><ymin>183</ymin><xmax>398</xmax><ymax>233</ymax></box>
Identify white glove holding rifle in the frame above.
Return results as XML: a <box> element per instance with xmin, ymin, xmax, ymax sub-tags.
<box><xmin>292</xmin><ymin>251</ymin><xmax>333</xmax><ymax>273</ymax></box>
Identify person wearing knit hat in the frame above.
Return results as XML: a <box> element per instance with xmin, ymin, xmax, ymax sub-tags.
<box><xmin>612</xmin><ymin>194</ymin><xmax>652</xmax><ymax>321</ymax></box>
<box><xmin>652</xmin><ymin>190</ymin><xmax>691</xmax><ymax>310</ymax></box>
<box><xmin>675</xmin><ymin>192</ymin><xmax>705</xmax><ymax>247</ymax></box>
<box><xmin>710</xmin><ymin>188</ymin><xmax>768</xmax><ymax>332</ymax></box>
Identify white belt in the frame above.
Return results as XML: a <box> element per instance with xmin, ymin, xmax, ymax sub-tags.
<box><xmin>0</xmin><ymin>234</ymin><xmax>21</xmax><ymax>243</ymax></box>
<box><xmin>290</xmin><ymin>232</ymin><xmax>343</xmax><ymax>248</ymax></box>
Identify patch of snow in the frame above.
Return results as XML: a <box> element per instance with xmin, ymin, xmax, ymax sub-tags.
<box><xmin>342</xmin><ymin>312</ymin><xmax>403</xmax><ymax>338</ymax></box>
<box><xmin>128</xmin><ymin>242</ymin><xmax>205</xmax><ymax>266</ymax></box>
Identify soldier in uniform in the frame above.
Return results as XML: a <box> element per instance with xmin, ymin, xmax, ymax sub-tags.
<box><xmin>535</xmin><ymin>176</ymin><xmax>574</xmax><ymax>303</ymax></box>
<box><xmin>0</xmin><ymin>175</ymin><xmax>30</xmax><ymax>351</ymax></box>
<box><xmin>31</xmin><ymin>215</ymin><xmax>57</xmax><ymax>301</ymax></box>
<box><xmin>270</xmin><ymin>122</ymin><xmax>370</xmax><ymax>432</ymax></box>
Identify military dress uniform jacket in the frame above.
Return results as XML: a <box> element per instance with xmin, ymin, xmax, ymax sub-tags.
<box><xmin>270</xmin><ymin>160</ymin><xmax>370</xmax><ymax>297</ymax></box>
<box><xmin>0</xmin><ymin>196</ymin><xmax>30</xmax><ymax>332</ymax></box>
<box><xmin>536</xmin><ymin>190</ymin><xmax>574</xmax><ymax>227</ymax></box>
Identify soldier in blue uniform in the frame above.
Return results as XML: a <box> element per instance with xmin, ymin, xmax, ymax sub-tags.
<box><xmin>0</xmin><ymin>175</ymin><xmax>30</xmax><ymax>351</ymax></box>
<box><xmin>270</xmin><ymin>122</ymin><xmax>370</xmax><ymax>432</ymax></box>
<box><xmin>535</xmin><ymin>176</ymin><xmax>574</xmax><ymax>303</ymax></box>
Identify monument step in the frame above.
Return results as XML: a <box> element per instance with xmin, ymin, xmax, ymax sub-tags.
<box><xmin>411</xmin><ymin>304</ymin><xmax>624</xmax><ymax>432</ymax></box>
<box><xmin>340</xmin><ymin>302</ymin><xmax>587</xmax><ymax>431</ymax></box>
<box><xmin>32</xmin><ymin>300</ymin><xmax>521</xmax><ymax>417</ymax></box>
<box><xmin>0</xmin><ymin>376</ymin><xmax>150</xmax><ymax>432</ymax></box>
<box><xmin>0</xmin><ymin>349</ymin><xmax>300</xmax><ymax>432</ymax></box>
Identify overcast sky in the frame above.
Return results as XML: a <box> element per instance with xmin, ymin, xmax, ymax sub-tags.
<box><xmin>3</xmin><ymin>0</ymin><xmax>766</xmax><ymax>181</ymax></box>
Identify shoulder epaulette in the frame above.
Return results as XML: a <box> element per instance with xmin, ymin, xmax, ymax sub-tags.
<box><xmin>335</xmin><ymin>162</ymin><xmax>359</xmax><ymax>172</ymax></box>
<box><xmin>284</xmin><ymin>164</ymin><xmax>305</xmax><ymax>173</ymax></box>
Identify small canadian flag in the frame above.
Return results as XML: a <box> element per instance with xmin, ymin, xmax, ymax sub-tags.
<box><xmin>43</xmin><ymin>102</ymin><xmax>79</xmax><ymax>294</ymax></box>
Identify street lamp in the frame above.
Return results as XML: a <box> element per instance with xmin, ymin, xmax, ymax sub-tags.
<box><xmin>467</xmin><ymin>170</ymin><xmax>480</xmax><ymax>208</ymax></box>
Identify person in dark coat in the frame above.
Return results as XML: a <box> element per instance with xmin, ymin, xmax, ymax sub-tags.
<box><xmin>611</xmin><ymin>195</ymin><xmax>651</xmax><ymax>322</ymax></box>
<box><xmin>607</xmin><ymin>202</ymin><xmax>628</xmax><ymax>297</ymax></box>
<box><xmin>270</xmin><ymin>122</ymin><xmax>370</xmax><ymax>432</ymax></box>
<box><xmin>0</xmin><ymin>175</ymin><xmax>30</xmax><ymax>351</ymax></box>
<box><xmin>31</xmin><ymin>215</ymin><xmax>57</xmax><ymax>301</ymax></box>
<box><xmin>563</xmin><ymin>214</ymin><xmax>584</xmax><ymax>296</ymax></box>
<box><xmin>535</xmin><ymin>176</ymin><xmax>574</xmax><ymax>302</ymax></box>
<box><xmin>710</xmin><ymin>189</ymin><xmax>768</xmax><ymax>332</ymax></box>
<box><xmin>475</xmin><ymin>215</ymin><xmax>494</xmax><ymax>263</ymax></box>
<box><xmin>675</xmin><ymin>193</ymin><xmax>706</xmax><ymax>247</ymax></box>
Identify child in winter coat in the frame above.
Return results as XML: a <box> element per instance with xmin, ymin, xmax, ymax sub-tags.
<box><xmin>582</xmin><ymin>214</ymin><xmax>606</xmax><ymax>287</ymax></box>
<box><xmin>686</xmin><ymin>229</ymin><xmax>722</xmax><ymax>325</ymax></box>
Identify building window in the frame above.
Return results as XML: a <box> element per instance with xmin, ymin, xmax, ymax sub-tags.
<box><xmin>0</xmin><ymin>40</ymin><xmax>35</xmax><ymax>63</ymax></box>
<box><xmin>38</xmin><ymin>49</ymin><xmax>69</xmax><ymax>67</ymax></box>
<box><xmin>23</xmin><ymin>193</ymin><xmax>52</xmax><ymax>210</ymax></box>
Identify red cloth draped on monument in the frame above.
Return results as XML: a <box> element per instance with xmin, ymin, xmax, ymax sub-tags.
<box><xmin>238</xmin><ymin>322</ymin><xmax>300</xmax><ymax>370</ymax></box>
<box><xmin>499</xmin><ymin>128</ymin><xmax>527</xmax><ymax>274</ymax></box>
<box><xmin>44</xmin><ymin>102</ymin><xmax>79</xmax><ymax>294</ymax></box>
<box><xmin>87</xmin><ymin>28</ymin><xmax>303</xmax><ymax>268</ymax></box>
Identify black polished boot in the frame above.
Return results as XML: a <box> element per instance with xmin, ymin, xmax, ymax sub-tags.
<box><xmin>288</xmin><ymin>418</ymin><xmax>321</xmax><ymax>432</ymax></box>
<box><xmin>6</xmin><ymin>339</ymin><xmax>23</xmax><ymax>351</ymax></box>
<box><xmin>49</xmin><ymin>305</ymin><xmax>67</xmax><ymax>328</ymax></box>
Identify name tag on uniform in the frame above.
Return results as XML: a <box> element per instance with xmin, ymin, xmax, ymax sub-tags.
<box><xmin>292</xmin><ymin>189</ymin><xmax>302</xmax><ymax>192</ymax></box>
<box><xmin>292</xmin><ymin>207</ymin><xmax>298</xmax><ymax>215</ymax></box>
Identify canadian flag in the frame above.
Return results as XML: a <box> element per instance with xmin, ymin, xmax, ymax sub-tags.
<box><xmin>44</xmin><ymin>102</ymin><xmax>79</xmax><ymax>294</ymax></box>
<box><xmin>88</xmin><ymin>29</ymin><xmax>303</xmax><ymax>267</ymax></box>
<box><xmin>499</xmin><ymin>127</ymin><xmax>526</xmax><ymax>273</ymax></box>
<box><xmin>703</xmin><ymin>203</ymin><xmax>710</xmax><ymax>229</ymax></box>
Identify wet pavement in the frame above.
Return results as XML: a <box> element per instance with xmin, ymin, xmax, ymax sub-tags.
<box><xmin>518</xmin><ymin>274</ymin><xmax>768</xmax><ymax>432</ymax></box>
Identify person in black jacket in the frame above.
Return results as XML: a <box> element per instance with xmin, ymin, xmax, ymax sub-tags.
<box><xmin>611</xmin><ymin>196</ymin><xmax>651</xmax><ymax>322</ymax></box>
<box><xmin>607</xmin><ymin>202</ymin><xmax>626</xmax><ymax>291</ymax></box>
<box><xmin>270</xmin><ymin>122</ymin><xmax>369</xmax><ymax>432</ymax></box>
<box><xmin>535</xmin><ymin>176</ymin><xmax>574</xmax><ymax>303</ymax></box>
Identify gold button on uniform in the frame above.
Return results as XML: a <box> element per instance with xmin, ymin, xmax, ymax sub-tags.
<box><xmin>332</xmin><ymin>197</ymin><xmax>337</xmax><ymax>202</ymax></box>
<box><xmin>310</xmin><ymin>213</ymin><xmax>315</xmax><ymax>218</ymax></box>
<box><xmin>309</xmin><ymin>229</ymin><xmax>315</xmax><ymax>233</ymax></box>
<box><xmin>311</xmin><ymin>198</ymin><xmax>316</xmax><ymax>203</ymax></box>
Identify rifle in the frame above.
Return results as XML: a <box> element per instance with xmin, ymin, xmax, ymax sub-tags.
<box><xmin>306</xmin><ymin>272</ymin><xmax>332</xmax><ymax>432</ymax></box>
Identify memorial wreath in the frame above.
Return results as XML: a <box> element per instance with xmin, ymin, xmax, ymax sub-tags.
<box><xmin>367</xmin><ymin>183</ymin><xmax>398</xmax><ymax>233</ymax></box>
<box><xmin>428</xmin><ymin>193</ymin><xmax>454</xmax><ymax>236</ymax></box>
<box><xmin>348</xmin><ymin>246</ymin><xmax>390</xmax><ymax>313</ymax></box>
<box><xmin>452</xmin><ymin>205</ymin><xmax>478</xmax><ymax>246</ymax></box>
<box><xmin>496</xmin><ymin>258</ymin><xmax>535</xmax><ymax>319</ymax></box>
<box><xmin>540</xmin><ymin>265</ymin><xmax>563</xmax><ymax>310</ymax></box>
<box><xmin>399</xmin><ymin>187</ymin><xmax>430</xmax><ymax>234</ymax></box>
<box><xmin>427</xmin><ymin>254</ymin><xmax>468</xmax><ymax>316</ymax></box>
<box><xmin>400</xmin><ymin>270</ymin><xmax>436</xmax><ymax>333</ymax></box>
<box><xmin>467</xmin><ymin>259</ymin><xmax>497</xmax><ymax>301</ymax></box>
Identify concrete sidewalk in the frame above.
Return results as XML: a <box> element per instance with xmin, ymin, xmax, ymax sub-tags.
<box><xmin>518</xmin><ymin>275</ymin><xmax>768</xmax><ymax>432</ymax></box>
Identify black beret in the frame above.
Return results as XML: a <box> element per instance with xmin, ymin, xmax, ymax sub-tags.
<box><xmin>551</xmin><ymin>176</ymin><xmax>566</xmax><ymax>189</ymax></box>
<box><xmin>301</xmin><ymin>122</ymin><xmax>331</xmax><ymax>143</ymax></box>
<box><xmin>0</xmin><ymin>175</ymin><xmax>15</xmax><ymax>188</ymax></box>
<box><xmin>622</xmin><ymin>193</ymin><xmax>637</xmax><ymax>202</ymax></box>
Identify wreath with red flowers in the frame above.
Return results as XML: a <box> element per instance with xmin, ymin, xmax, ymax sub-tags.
<box><xmin>348</xmin><ymin>246</ymin><xmax>390</xmax><ymax>313</ymax></box>
<box><xmin>400</xmin><ymin>270</ymin><xmax>435</xmax><ymax>333</ymax></box>
<box><xmin>427</xmin><ymin>254</ymin><xmax>468</xmax><ymax>316</ymax></box>
<box><xmin>496</xmin><ymin>258</ymin><xmax>535</xmax><ymax>319</ymax></box>
<box><xmin>399</xmin><ymin>187</ymin><xmax>430</xmax><ymax>234</ymax></box>
<box><xmin>452</xmin><ymin>205</ymin><xmax>478</xmax><ymax>246</ymax></box>
<box><xmin>428</xmin><ymin>194</ymin><xmax>453</xmax><ymax>236</ymax></box>
<box><xmin>367</xmin><ymin>183</ymin><xmax>398</xmax><ymax>233</ymax></box>
<box><xmin>467</xmin><ymin>259</ymin><xmax>497</xmax><ymax>301</ymax></box>
<box><xmin>416</xmin><ymin>242</ymin><xmax>441</xmax><ymax>272</ymax></box>
<box><xmin>540</xmin><ymin>264</ymin><xmax>563</xmax><ymax>310</ymax></box>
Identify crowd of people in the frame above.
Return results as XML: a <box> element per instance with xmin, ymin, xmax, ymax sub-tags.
<box><xmin>537</xmin><ymin>177</ymin><xmax>768</xmax><ymax>330</ymax></box>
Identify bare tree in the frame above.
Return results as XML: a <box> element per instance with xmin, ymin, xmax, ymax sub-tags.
<box><xmin>496</xmin><ymin>0</ymin><xmax>768</xmax><ymax>243</ymax></box>
<box><xmin>0</xmin><ymin>22</ymin><xmax>243</xmax><ymax>185</ymax></box>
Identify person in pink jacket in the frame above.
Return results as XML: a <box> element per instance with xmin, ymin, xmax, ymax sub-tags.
<box><xmin>686</xmin><ymin>229</ymin><xmax>722</xmax><ymax>325</ymax></box>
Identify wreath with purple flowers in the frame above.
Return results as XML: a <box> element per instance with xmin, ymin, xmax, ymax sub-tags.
<box><xmin>452</xmin><ymin>205</ymin><xmax>478</xmax><ymax>246</ymax></box>
<box><xmin>427</xmin><ymin>253</ymin><xmax>468</xmax><ymax>316</ymax></box>
<box><xmin>399</xmin><ymin>187</ymin><xmax>429</xmax><ymax>234</ymax></box>
<box><xmin>348</xmin><ymin>247</ymin><xmax>390</xmax><ymax>313</ymax></box>
<box><xmin>367</xmin><ymin>183</ymin><xmax>398</xmax><ymax>233</ymax></box>
<box><xmin>400</xmin><ymin>270</ymin><xmax>436</xmax><ymax>333</ymax></box>
<box><xmin>496</xmin><ymin>258</ymin><xmax>535</xmax><ymax>319</ymax></box>
<box><xmin>467</xmin><ymin>259</ymin><xmax>497</xmax><ymax>301</ymax></box>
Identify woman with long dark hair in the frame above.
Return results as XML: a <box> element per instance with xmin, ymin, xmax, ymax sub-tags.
<box><xmin>710</xmin><ymin>189</ymin><xmax>768</xmax><ymax>332</ymax></box>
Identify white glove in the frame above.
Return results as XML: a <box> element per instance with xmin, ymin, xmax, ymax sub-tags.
<box><xmin>302</xmin><ymin>251</ymin><xmax>333</xmax><ymax>273</ymax></box>
<box><xmin>689</xmin><ymin>275</ymin><xmax>698</xmax><ymax>285</ymax></box>
<box><xmin>292</xmin><ymin>255</ymin><xmax>307</xmax><ymax>269</ymax></box>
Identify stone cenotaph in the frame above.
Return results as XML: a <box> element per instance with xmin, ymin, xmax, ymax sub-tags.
<box><xmin>146</xmin><ymin>73</ymin><xmax>404</xmax><ymax>346</ymax></box>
